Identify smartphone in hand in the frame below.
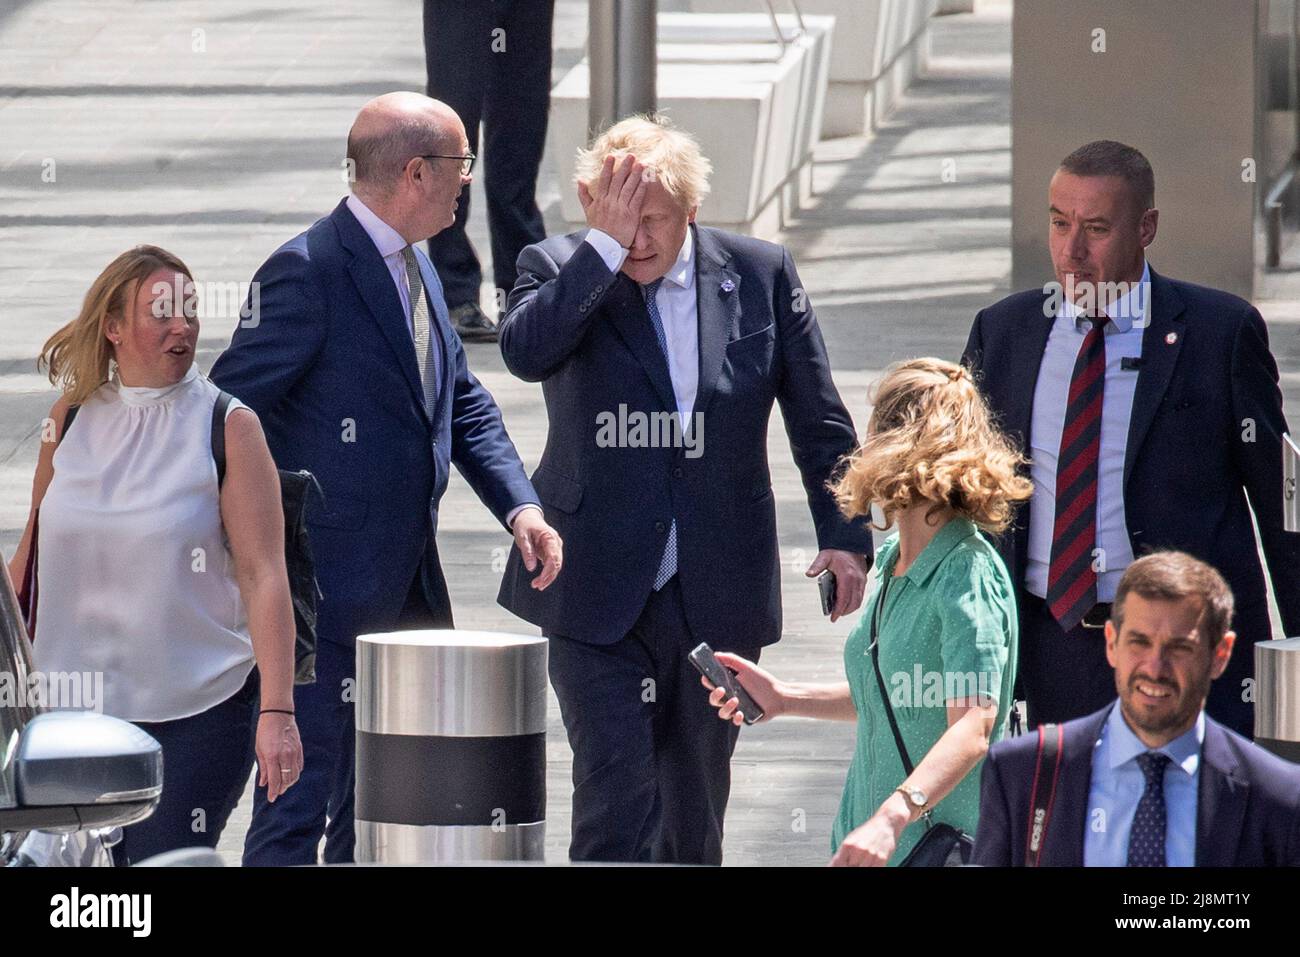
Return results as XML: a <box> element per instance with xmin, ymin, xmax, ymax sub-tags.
<box><xmin>689</xmin><ymin>642</ymin><xmax>765</xmax><ymax>724</ymax></box>
<box><xmin>817</xmin><ymin>569</ymin><xmax>837</xmax><ymax>616</ymax></box>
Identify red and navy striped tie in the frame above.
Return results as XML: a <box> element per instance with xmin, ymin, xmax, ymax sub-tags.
<box><xmin>1046</xmin><ymin>315</ymin><xmax>1108</xmax><ymax>632</ymax></box>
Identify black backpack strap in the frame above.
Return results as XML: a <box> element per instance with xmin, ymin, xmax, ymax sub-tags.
<box><xmin>1024</xmin><ymin>722</ymin><xmax>1063</xmax><ymax>867</ymax></box>
<box><xmin>59</xmin><ymin>404</ymin><xmax>80</xmax><ymax>443</ymax></box>
<box><xmin>211</xmin><ymin>390</ymin><xmax>234</xmax><ymax>487</ymax></box>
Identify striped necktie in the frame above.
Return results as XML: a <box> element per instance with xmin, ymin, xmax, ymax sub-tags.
<box><xmin>1046</xmin><ymin>315</ymin><xmax>1108</xmax><ymax>631</ymax></box>
<box><xmin>1126</xmin><ymin>752</ymin><xmax>1170</xmax><ymax>867</ymax></box>
<box><xmin>401</xmin><ymin>245</ymin><xmax>437</xmax><ymax>413</ymax></box>
<box><xmin>642</xmin><ymin>277</ymin><xmax>677</xmax><ymax>590</ymax></box>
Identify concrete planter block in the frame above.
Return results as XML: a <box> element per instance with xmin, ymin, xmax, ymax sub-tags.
<box><xmin>690</xmin><ymin>0</ymin><xmax>938</xmax><ymax>138</ymax></box>
<box><xmin>548</xmin><ymin>13</ymin><xmax>833</xmax><ymax>237</ymax></box>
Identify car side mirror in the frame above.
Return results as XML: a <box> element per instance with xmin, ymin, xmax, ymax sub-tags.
<box><xmin>0</xmin><ymin>711</ymin><xmax>161</xmax><ymax>833</ymax></box>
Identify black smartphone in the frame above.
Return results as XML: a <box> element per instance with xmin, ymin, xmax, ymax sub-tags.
<box><xmin>817</xmin><ymin>569</ymin><xmax>837</xmax><ymax>616</ymax></box>
<box><xmin>689</xmin><ymin>642</ymin><xmax>765</xmax><ymax>724</ymax></box>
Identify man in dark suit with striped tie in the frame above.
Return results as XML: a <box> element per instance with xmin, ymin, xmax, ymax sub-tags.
<box><xmin>962</xmin><ymin>140</ymin><xmax>1300</xmax><ymax>738</ymax></box>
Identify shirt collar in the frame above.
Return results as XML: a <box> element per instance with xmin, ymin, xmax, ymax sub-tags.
<box><xmin>1058</xmin><ymin>259</ymin><xmax>1149</xmax><ymax>334</ymax></box>
<box><xmin>346</xmin><ymin>193</ymin><xmax>409</xmax><ymax>260</ymax></box>
<box><xmin>878</xmin><ymin>517</ymin><xmax>980</xmax><ymax>587</ymax></box>
<box><xmin>661</xmin><ymin>225</ymin><xmax>695</xmax><ymax>290</ymax></box>
<box><xmin>1104</xmin><ymin>701</ymin><xmax>1204</xmax><ymax>777</ymax></box>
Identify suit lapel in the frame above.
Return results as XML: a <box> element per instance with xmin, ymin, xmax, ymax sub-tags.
<box><xmin>1195</xmin><ymin>719</ymin><xmax>1249</xmax><ymax>866</ymax></box>
<box><xmin>692</xmin><ymin>225</ymin><xmax>741</xmax><ymax>419</ymax></box>
<box><xmin>604</xmin><ymin>265</ymin><xmax>679</xmax><ymax>414</ymax></box>
<box><xmin>1123</xmin><ymin>268</ymin><xmax>1186</xmax><ymax>490</ymax></box>
<box><xmin>1006</xmin><ymin>294</ymin><xmax>1056</xmax><ymax>445</ymax></box>
<box><xmin>333</xmin><ymin>200</ymin><xmax>429</xmax><ymax>421</ymax></box>
<box><xmin>1006</xmin><ymin>295</ymin><xmax>1055</xmax><ymax>571</ymax></box>
<box><xmin>1042</xmin><ymin>707</ymin><xmax>1109</xmax><ymax>866</ymax></box>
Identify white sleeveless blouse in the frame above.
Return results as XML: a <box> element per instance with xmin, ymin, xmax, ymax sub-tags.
<box><xmin>34</xmin><ymin>364</ymin><xmax>256</xmax><ymax>722</ymax></box>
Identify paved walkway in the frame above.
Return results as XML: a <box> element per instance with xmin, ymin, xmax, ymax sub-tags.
<box><xmin>5</xmin><ymin>1</ymin><xmax>1289</xmax><ymax>866</ymax></box>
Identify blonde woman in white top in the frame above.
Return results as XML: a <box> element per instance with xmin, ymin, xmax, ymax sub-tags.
<box><xmin>7</xmin><ymin>245</ymin><xmax>303</xmax><ymax>865</ymax></box>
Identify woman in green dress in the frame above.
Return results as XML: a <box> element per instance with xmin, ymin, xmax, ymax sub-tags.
<box><xmin>703</xmin><ymin>357</ymin><xmax>1032</xmax><ymax>866</ymax></box>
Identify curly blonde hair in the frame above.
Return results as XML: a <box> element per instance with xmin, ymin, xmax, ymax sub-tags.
<box><xmin>574</xmin><ymin>113</ymin><xmax>712</xmax><ymax>210</ymax></box>
<box><xmin>832</xmin><ymin>358</ymin><xmax>1032</xmax><ymax>534</ymax></box>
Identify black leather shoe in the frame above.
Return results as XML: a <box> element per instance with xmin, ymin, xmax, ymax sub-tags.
<box><xmin>449</xmin><ymin>302</ymin><xmax>498</xmax><ymax>343</ymax></box>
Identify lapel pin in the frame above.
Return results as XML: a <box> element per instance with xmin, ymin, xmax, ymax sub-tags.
<box><xmin>1165</xmin><ymin>332</ymin><xmax>1178</xmax><ymax>345</ymax></box>
<box><xmin>720</xmin><ymin>279</ymin><xmax>735</xmax><ymax>293</ymax></box>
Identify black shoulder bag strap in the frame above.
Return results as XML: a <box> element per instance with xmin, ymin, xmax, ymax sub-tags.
<box><xmin>1024</xmin><ymin>722</ymin><xmax>1063</xmax><ymax>867</ymax></box>
<box><xmin>868</xmin><ymin>576</ymin><xmax>918</xmax><ymax>780</ymax></box>
<box><xmin>210</xmin><ymin>390</ymin><xmax>234</xmax><ymax>485</ymax></box>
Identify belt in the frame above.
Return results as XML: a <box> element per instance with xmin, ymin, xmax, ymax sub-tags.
<box><xmin>1079</xmin><ymin>602</ymin><xmax>1112</xmax><ymax>630</ymax></box>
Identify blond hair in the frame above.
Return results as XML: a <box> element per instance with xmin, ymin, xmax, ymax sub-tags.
<box><xmin>39</xmin><ymin>245</ymin><xmax>193</xmax><ymax>406</ymax></box>
<box><xmin>574</xmin><ymin>113</ymin><xmax>712</xmax><ymax>210</ymax></box>
<box><xmin>832</xmin><ymin>358</ymin><xmax>1032</xmax><ymax>533</ymax></box>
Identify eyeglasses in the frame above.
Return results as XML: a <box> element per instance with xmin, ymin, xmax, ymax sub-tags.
<box><xmin>419</xmin><ymin>151</ymin><xmax>476</xmax><ymax>176</ymax></box>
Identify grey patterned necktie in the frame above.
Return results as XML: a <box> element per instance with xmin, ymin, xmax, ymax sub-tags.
<box><xmin>401</xmin><ymin>245</ymin><xmax>437</xmax><ymax>413</ymax></box>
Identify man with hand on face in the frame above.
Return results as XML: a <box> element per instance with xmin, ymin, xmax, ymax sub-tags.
<box><xmin>497</xmin><ymin>115</ymin><xmax>873</xmax><ymax>865</ymax></box>
<box><xmin>973</xmin><ymin>551</ymin><xmax>1300</xmax><ymax>866</ymax></box>
<box><xmin>212</xmin><ymin>92</ymin><xmax>562</xmax><ymax>865</ymax></box>
<box><xmin>963</xmin><ymin>140</ymin><xmax>1300</xmax><ymax>737</ymax></box>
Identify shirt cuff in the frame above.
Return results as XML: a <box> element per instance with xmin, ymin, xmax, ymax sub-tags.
<box><xmin>506</xmin><ymin>503</ymin><xmax>543</xmax><ymax>529</ymax></box>
<box><xmin>584</xmin><ymin>228</ymin><xmax>629</xmax><ymax>274</ymax></box>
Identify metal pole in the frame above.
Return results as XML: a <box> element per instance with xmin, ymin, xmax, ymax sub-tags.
<box><xmin>588</xmin><ymin>0</ymin><xmax>657</xmax><ymax>140</ymax></box>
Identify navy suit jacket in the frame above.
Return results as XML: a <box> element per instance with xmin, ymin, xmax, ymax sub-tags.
<box><xmin>962</xmin><ymin>269</ymin><xmax>1300</xmax><ymax>688</ymax></box>
<box><xmin>973</xmin><ymin>703</ymin><xmax>1300</xmax><ymax>866</ymax></box>
<box><xmin>211</xmin><ymin>199</ymin><xmax>538</xmax><ymax>648</ymax></box>
<box><xmin>496</xmin><ymin>224</ymin><xmax>873</xmax><ymax>647</ymax></box>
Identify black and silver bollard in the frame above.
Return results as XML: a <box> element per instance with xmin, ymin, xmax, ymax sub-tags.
<box><xmin>1256</xmin><ymin>637</ymin><xmax>1300</xmax><ymax>765</ymax></box>
<box><xmin>354</xmin><ymin>630</ymin><xmax>548</xmax><ymax>862</ymax></box>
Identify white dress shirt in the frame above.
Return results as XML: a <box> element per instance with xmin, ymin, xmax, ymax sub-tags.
<box><xmin>1025</xmin><ymin>261</ymin><xmax>1148</xmax><ymax>601</ymax></box>
<box><xmin>585</xmin><ymin>226</ymin><xmax>699</xmax><ymax>420</ymax></box>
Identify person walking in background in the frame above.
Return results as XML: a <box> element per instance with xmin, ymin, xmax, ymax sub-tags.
<box><xmin>704</xmin><ymin>359</ymin><xmax>1030</xmax><ymax>866</ymax></box>
<box><xmin>497</xmin><ymin>115</ymin><xmax>872</xmax><ymax>864</ymax></box>
<box><xmin>211</xmin><ymin>92</ymin><xmax>562</xmax><ymax>866</ymax></box>
<box><xmin>8</xmin><ymin>245</ymin><xmax>302</xmax><ymax>866</ymax></box>
<box><xmin>963</xmin><ymin>140</ymin><xmax>1300</xmax><ymax>738</ymax></box>
<box><xmin>421</xmin><ymin>0</ymin><xmax>555</xmax><ymax>342</ymax></box>
<box><xmin>974</xmin><ymin>551</ymin><xmax>1300</xmax><ymax>867</ymax></box>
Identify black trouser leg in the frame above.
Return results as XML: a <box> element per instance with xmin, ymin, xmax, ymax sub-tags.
<box><xmin>422</xmin><ymin>0</ymin><xmax>493</xmax><ymax>308</ymax></box>
<box><xmin>483</xmin><ymin>0</ymin><xmax>554</xmax><ymax>307</ymax></box>
<box><xmin>1018</xmin><ymin>590</ymin><xmax>1116</xmax><ymax>728</ymax></box>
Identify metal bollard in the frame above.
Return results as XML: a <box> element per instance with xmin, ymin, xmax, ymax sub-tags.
<box><xmin>1255</xmin><ymin>637</ymin><xmax>1300</xmax><ymax>765</ymax></box>
<box><xmin>354</xmin><ymin>630</ymin><xmax>548</xmax><ymax>863</ymax></box>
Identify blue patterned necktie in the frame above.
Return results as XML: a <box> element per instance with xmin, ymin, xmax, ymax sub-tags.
<box><xmin>1126</xmin><ymin>752</ymin><xmax>1171</xmax><ymax>867</ymax></box>
<box><xmin>641</xmin><ymin>278</ymin><xmax>677</xmax><ymax>590</ymax></box>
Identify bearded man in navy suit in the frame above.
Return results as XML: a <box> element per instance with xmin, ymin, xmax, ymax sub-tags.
<box><xmin>974</xmin><ymin>551</ymin><xmax>1300</xmax><ymax>867</ymax></box>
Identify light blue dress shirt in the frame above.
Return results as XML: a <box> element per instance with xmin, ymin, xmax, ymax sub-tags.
<box><xmin>1084</xmin><ymin>704</ymin><xmax>1203</xmax><ymax>867</ymax></box>
<box><xmin>1025</xmin><ymin>261</ymin><xmax>1149</xmax><ymax>602</ymax></box>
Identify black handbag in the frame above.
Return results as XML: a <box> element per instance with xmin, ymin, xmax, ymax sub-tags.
<box><xmin>212</xmin><ymin>390</ymin><xmax>321</xmax><ymax>685</ymax></box>
<box><xmin>867</xmin><ymin>576</ymin><xmax>974</xmax><ymax>867</ymax></box>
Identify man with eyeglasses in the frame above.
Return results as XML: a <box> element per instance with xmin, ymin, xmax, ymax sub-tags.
<box><xmin>211</xmin><ymin>91</ymin><xmax>563</xmax><ymax>865</ymax></box>
<box><xmin>422</xmin><ymin>0</ymin><xmax>555</xmax><ymax>343</ymax></box>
